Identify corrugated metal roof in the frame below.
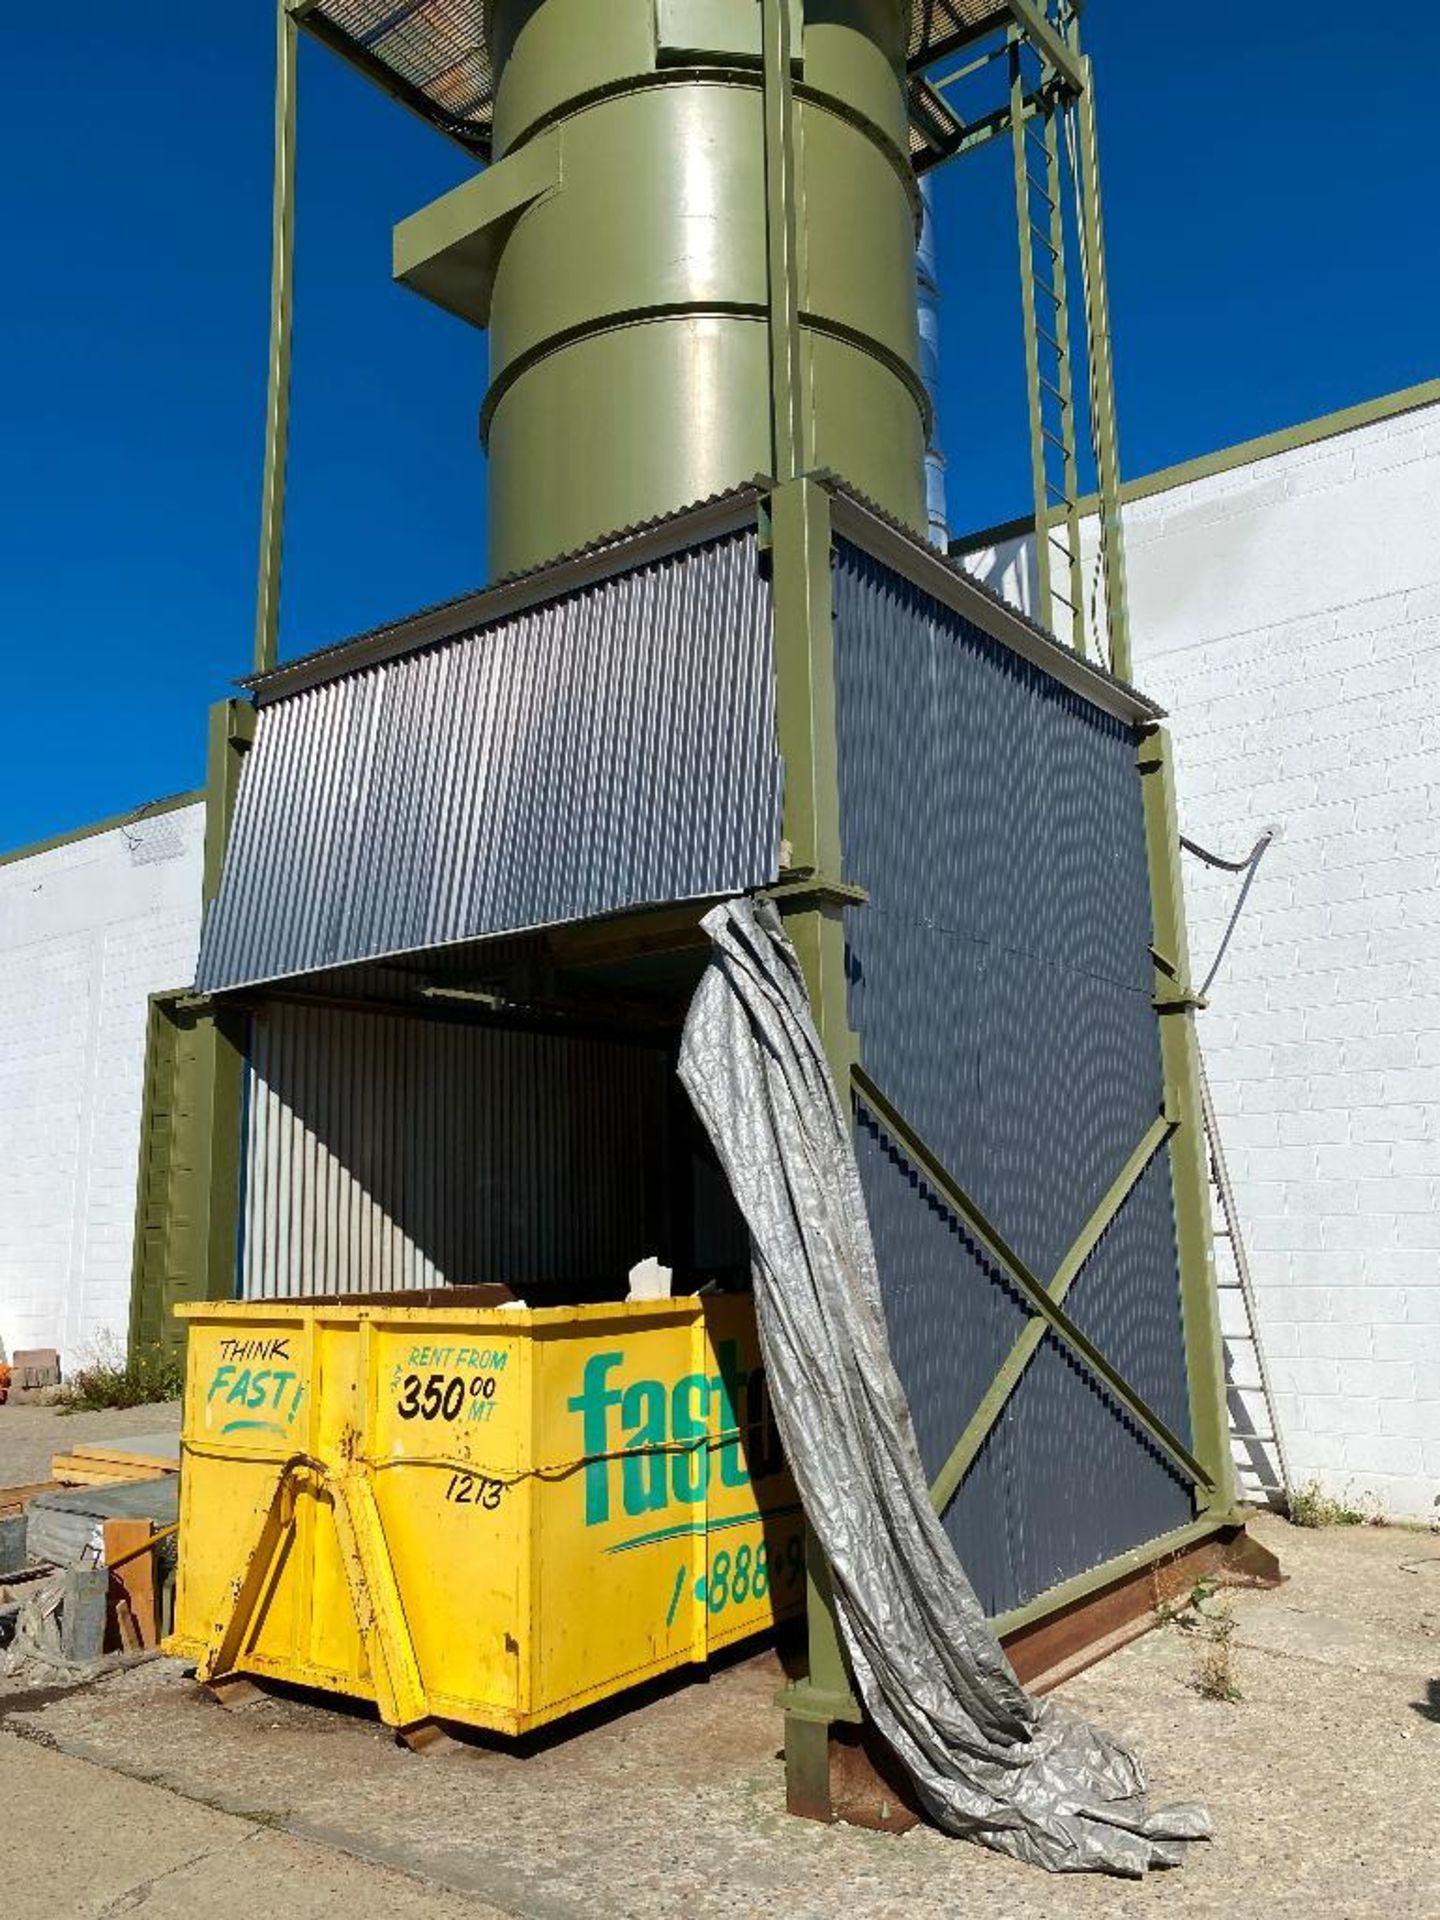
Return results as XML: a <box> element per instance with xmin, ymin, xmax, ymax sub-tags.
<box><xmin>244</xmin><ymin>485</ymin><xmax>766</xmax><ymax>707</ymax></box>
<box><xmin>195</xmin><ymin>527</ymin><xmax>780</xmax><ymax>995</ymax></box>
<box><xmin>242</xmin><ymin>476</ymin><xmax>1158</xmax><ymax>730</ymax></box>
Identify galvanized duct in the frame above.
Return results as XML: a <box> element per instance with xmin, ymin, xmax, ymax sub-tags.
<box><xmin>832</xmin><ymin>540</ymin><xmax>1194</xmax><ymax>1618</ymax></box>
<box><xmin>240</xmin><ymin>1002</ymin><xmax>670</xmax><ymax>1301</ymax></box>
<box><xmin>197</xmin><ymin>529</ymin><xmax>780</xmax><ymax>995</ymax></box>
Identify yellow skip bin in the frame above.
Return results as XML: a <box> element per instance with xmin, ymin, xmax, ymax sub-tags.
<box><xmin>166</xmin><ymin>1294</ymin><xmax>803</xmax><ymax>1736</ymax></box>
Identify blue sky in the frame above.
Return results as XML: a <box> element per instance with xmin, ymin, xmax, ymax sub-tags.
<box><xmin>2</xmin><ymin>6</ymin><xmax>1434</xmax><ymax>851</ymax></box>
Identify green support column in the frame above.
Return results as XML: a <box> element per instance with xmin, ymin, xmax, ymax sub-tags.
<box><xmin>254</xmin><ymin>0</ymin><xmax>299</xmax><ymax>676</ymax></box>
<box><xmin>1139</xmin><ymin>724</ymin><xmax>1237</xmax><ymax>1516</ymax></box>
<box><xmin>765</xmin><ymin>474</ymin><xmax>865</xmax><ymax>1816</ymax></box>
<box><xmin>761</xmin><ymin>0</ymin><xmax>807</xmax><ymax>486</ymax></box>
<box><xmin>194</xmin><ymin>697</ymin><xmax>255</xmax><ymax>1310</ymax></box>
<box><xmin>203</xmin><ymin>699</ymin><xmax>256</xmax><ymax>906</ymax></box>
<box><xmin>128</xmin><ymin>701</ymin><xmax>255</xmax><ymax>1356</ymax></box>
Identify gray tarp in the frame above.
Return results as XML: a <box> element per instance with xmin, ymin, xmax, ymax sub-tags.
<box><xmin>678</xmin><ymin>899</ymin><xmax>1210</xmax><ymax>1877</ymax></box>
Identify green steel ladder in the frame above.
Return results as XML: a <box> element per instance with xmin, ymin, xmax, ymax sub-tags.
<box><xmin>1009</xmin><ymin>32</ymin><xmax>1086</xmax><ymax>653</ymax></box>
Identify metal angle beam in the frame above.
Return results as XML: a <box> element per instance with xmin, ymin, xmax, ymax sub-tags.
<box><xmin>254</xmin><ymin>0</ymin><xmax>299</xmax><ymax>676</ymax></box>
<box><xmin>1001</xmin><ymin>0</ymin><xmax>1086</xmax><ymax>95</ymax></box>
<box><xmin>851</xmin><ymin>1065</ymin><xmax>1213</xmax><ymax>1494</ymax></box>
<box><xmin>927</xmin><ymin>1112</ymin><xmax>1177</xmax><ymax>1516</ymax></box>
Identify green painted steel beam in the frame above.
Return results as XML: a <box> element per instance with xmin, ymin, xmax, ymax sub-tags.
<box><xmin>1070</xmin><ymin>50</ymin><xmax>1132</xmax><ymax>678</ymax></box>
<box><xmin>761</xmin><ymin>0</ymin><xmax>807</xmax><ymax>486</ymax></box>
<box><xmin>852</xmin><ymin>1064</ymin><xmax>1213</xmax><ymax>1493</ymax></box>
<box><xmin>988</xmin><ymin>1512</ymin><xmax>1241</xmax><ymax>1641</ymax></box>
<box><xmin>928</xmin><ymin>1111</ymin><xmax>1176</xmax><ymax>1516</ymax></box>
<box><xmin>1040</xmin><ymin>103</ymin><xmax>1087</xmax><ymax>653</ymax></box>
<box><xmin>1010</xmin><ymin>35</ymin><xmax>1054</xmax><ymax>636</ymax></box>
<box><xmin>770</xmin><ymin>478</ymin><xmax>842</xmax><ymax>885</ymax></box>
<box><xmin>766</xmin><ymin>473</ymin><xmax>862</xmax><ymax>1756</ymax></box>
<box><xmin>202</xmin><ymin>700</ymin><xmax>256</xmax><ymax>908</ymax></box>
<box><xmin>254</xmin><ymin>0</ymin><xmax>298</xmax><ymax>676</ymax></box>
<box><xmin>1138</xmin><ymin>726</ymin><xmax>1236</xmax><ymax>1515</ymax></box>
<box><xmin>1002</xmin><ymin>0</ymin><xmax>1086</xmax><ymax>95</ymax></box>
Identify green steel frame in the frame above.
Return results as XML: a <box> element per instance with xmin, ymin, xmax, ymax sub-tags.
<box><xmin>912</xmin><ymin>2</ymin><xmax>1132</xmax><ymax>674</ymax></box>
<box><xmin>254</xmin><ymin>0</ymin><xmax>302</xmax><ymax>676</ymax></box>
<box><xmin>764</xmin><ymin>5</ymin><xmax>1237</xmax><ymax>1803</ymax></box>
<box><xmin>222</xmin><ymin>0</ymin><xmax>1240</xmax><ymax>1817</ymax></box>
<box><xmin>767</xmin><ymin>480</ymin><xmax>1238</xmax><ymax>1810</ymax></box>
<box><xmin>128</xmin><ymin>701</ymin><xmax>255</xmax><ymax>1357</ymax></box>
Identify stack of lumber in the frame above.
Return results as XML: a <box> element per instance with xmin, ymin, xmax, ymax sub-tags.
<box><xmin>26</xmin><ymin>1475</ymin><xmax>180</xmax><ymax>1572</ymax></box>
<box><xmin>49</xmin><ymin>1434</ymin><xmax>179</xmax><ymax>1487</ymax></box>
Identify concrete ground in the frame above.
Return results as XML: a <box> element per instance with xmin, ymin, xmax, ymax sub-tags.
<box><xmin>0</xmin><ymin>1401</ymin><xmax>181</xmax><ymax>1492</ymax></box>
<box><xmin>1</xmin><ymin>1511</ymin><xmax>1437</xmax><ymax>1918</ymax></box>
<box><xmin>0</xmin><ymin>1732</ymin><xmax>505</xmax><ymax>1920</ymax></box>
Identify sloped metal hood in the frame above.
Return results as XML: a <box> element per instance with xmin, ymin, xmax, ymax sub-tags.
<box><xmin>195</xmin><ymin>516</ymin><xmax>781</xmax><ymax>994</ymax></box>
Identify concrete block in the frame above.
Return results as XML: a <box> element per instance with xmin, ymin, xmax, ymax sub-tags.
<box><xmin>0</xmin><ymin>1513</ymin><xmax>26</xmax><ymax>1577</ymax></box>
<box><xmin>1276</xmin><ymin>1107</ymin><xmax>1348</xmax><ymax>1147</ymax></box>
<box><xmin>1345</xmin><ymin>1358</ymin><xmax>1416</xmax><ymax>1401</ymax></box>
<box><xmin>1373</xmin><ymin>1323</ymin><xmax>1440</xmax><ymax>1363</ymax></box>
<box><xmin>59</xmin><ymin>1567</ymin><xmax>109</xmax><ymax>1666</ymax></box>
<box><xmin>1340</xmin><ymin>1432</ymin><xmax>1423</xmax><ymax>1478</ymax></box>
<box><xmin>1349</xmin><ymin>1101</ymin><xmax>1430</xmax><ymax>1141</ymax></box>
<box><xmin>1377</xmin><ymin>1398</ymin><xmax>1440</xmax><ymax>1440</ymax></box>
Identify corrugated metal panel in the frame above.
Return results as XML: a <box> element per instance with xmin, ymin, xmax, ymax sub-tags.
<box><xmin>197</xmin><ymin>529</ymin><xmax>780</xmax><ymax>994</ymax></box>
<box><xmin>833</xmin><ymin>540</ymin><xmax>1194</xmax><ymax>1618</ymax></box>
<box><xmin>240</xmin><ymin>1002</ymin><xmax>670</xmax><ymax>1301</ymax></box>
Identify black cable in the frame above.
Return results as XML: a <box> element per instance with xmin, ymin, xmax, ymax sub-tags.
<box><xmin>1179</xmin><ymin>829</ymin><xmax>1276</xmax><ymax>1001</ymax></box>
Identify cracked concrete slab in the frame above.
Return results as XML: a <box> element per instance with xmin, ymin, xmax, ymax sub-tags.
<box><xmin>0</xmin><ymin>1731</ymin><xmax>504</xmax><ymax>1920</ymax></box>
<box><xmin>3</xmin><ymin>1514</ymin><xmax>1438</xmax><ymax>1917</ymax></box>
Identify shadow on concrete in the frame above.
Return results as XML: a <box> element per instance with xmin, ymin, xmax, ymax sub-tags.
<box><xmin>1411</xmin><ymin>1678</ymin><xmax>1440</xmax><ymax>1724</ymax></box>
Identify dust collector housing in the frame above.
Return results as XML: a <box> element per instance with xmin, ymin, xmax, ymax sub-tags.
<box><xmin>394</xmin><ymin>0</ymin><xmax>930</xmax><ymax>577</ymax></box>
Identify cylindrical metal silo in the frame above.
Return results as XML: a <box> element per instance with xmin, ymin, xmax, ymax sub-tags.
<box><xmin>399</xmin><ymin>1</ymin><xmax>929</xmax><ymax>578</ymax></box>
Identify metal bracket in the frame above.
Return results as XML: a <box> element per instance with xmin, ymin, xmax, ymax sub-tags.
<box><xmin>777</xmin><ymin>1680</ymin><xmax>865</xmax><ymax>1726</ymax></box>
<box><xmin>1154</xmin><ymin>987</ymin><xmax>1209</xmax><ymax>1013</ymax></box>
<box><xmin>762</xmin><ymin>876</ymin><xmax>868</xmax><ymax>911</ymax></box>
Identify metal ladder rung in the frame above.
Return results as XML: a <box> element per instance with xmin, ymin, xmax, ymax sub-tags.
<box><xmin>1025</xmin><ymin>175</ymin><xmax>1058</xmax><ymax>211</ymax></box>
<box><xmin>1038</xmin><ymin>373</ymin><xmax>1069</xmax><ymax>406</ymax></box>
<box><xmin>1040</xmin><ymin>424</ymin><xmax>1071</xmax><ymax>454</ymax></box>
<box><xmin>1203</xmin><ymin>1057</ymin><xmax>1293</xmax><ymax>1501</ymax></box>
<box><xmin>1028</xmin><ymin>226</ymin><xmax>1061</xmax><ymax>258</ymax></box>
<box><xmin>1037</xmin><ymin>322</ymin><xmax>1066</xmax><ymax>355</ymax></box>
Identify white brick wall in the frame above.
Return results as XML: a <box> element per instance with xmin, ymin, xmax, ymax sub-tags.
<box><xmin>965</xmin><ymin>394</ymin><xmax>1440</xmax><ymax>1522</ymax></box>
<box><xmin>0</xmin><ymin>803</ymin><xmax>205</xmax><ymax>1366</ymax></box>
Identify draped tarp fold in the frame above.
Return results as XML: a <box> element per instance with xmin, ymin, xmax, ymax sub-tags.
<box><xmin>678</xmin><ymin>898</ymin><xmax>1209</xmax><ymax>1877</ymax></box>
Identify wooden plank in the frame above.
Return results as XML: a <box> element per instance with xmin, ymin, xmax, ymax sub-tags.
<box><xmin>0</xmin><ymin>1480</ymin><xmax>61</xmax><ymax>1511</ymax></box>
<box><xmin>51</xmin><ymin>1459</ymin><xmax>168</xmax><ymax>1487</ymax></box>
<box><xmin>104</xmin><ymin>1518</ymin><xmax>158</xmax><ymax>1649</ymax></box>
<box><xmin>69</xmin><ymin>1440</ymin><xmax>179</xmax><ymax>1472</ymax></box>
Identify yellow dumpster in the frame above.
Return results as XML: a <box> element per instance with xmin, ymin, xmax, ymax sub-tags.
<box><xmin>166</xmin><ymin>1293</ymin><xmax>803</xmax><ymax>1736</ymax></box>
